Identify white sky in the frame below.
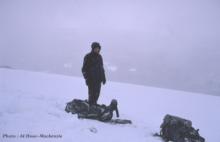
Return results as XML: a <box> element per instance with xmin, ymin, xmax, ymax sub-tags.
<box><xmin>0</xmin><ymin>0</ymin><xmax>220</xmax><ymax>95</ymax></box>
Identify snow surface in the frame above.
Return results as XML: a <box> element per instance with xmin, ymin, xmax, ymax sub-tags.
<box><xmin>0</xmin><ymin>68</ymin><xmax>220</xmax><ymax>142</ymax></box>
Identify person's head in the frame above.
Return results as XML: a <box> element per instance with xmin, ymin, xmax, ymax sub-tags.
<box><xmin>91</xmin><ymin>42</ymin><xmax>101</xmax><ymax>53</ymax></box>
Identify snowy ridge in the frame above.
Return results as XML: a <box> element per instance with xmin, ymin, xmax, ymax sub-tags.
<box><xmin>0</xmin><ymin>68</ymin><xmax>220</xmax><ymax>142</ymax></box>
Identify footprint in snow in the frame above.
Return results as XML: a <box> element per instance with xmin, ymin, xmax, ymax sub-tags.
<box><xmin>89</xmin><ymin>127</ymin><xmax>98</xmax><ymax>133</ymax></box>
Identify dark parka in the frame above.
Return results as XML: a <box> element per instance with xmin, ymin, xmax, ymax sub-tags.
<box><xmin>82</xmin><ymin>50</ymin><xmax>106</xmax><ymax>84</ymax></box>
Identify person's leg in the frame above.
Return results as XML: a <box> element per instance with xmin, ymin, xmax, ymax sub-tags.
<box><xmin>88</xmin><ymin>81</ymin><xmax>96</xmax><ymax>105</ymax></box>
<box><xmin>94</xmin><ymin>82</ymin><xmax>101</xmax><ymax>104</ymax></box>
<box><xmin>88</xmin><ymin>82</ymin><xmax>93</xmax><ymax>105</ymax></box>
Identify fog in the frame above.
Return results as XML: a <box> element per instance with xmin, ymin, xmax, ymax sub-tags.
<box><xmin>1</xmin><ymin>0</ymin><xmax>220</xmax><ymax>95</ymax></box>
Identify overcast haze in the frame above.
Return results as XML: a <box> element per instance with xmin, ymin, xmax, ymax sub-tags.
<box><xmin>1</xmin><ymin>0</ymin><xmax>220</xmax><ymax>95</ymax></box>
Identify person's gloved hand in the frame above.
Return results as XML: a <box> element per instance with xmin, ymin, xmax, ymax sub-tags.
<box><xmin>102</xmin><ymin>79</ymin><xmax>106</xmax><ymax>85</ymax></box>
<box><xmin>86</xmin><ymin>80</ymin><xmax>89</xmax><ymax>86</ymax></box>
<box><xmin>82</xmin><ymin>72</ymin><xmax>88</xmax><ymax>79</ymax></box>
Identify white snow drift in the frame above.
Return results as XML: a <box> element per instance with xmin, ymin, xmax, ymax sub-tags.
<box><xmin>0</xmin><ymin>68</ymin><xmax>220</xmax><ymax>142</ymax></box>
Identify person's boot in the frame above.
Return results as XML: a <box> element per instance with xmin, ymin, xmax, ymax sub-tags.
<box><xmin>109</xmin><ymin>99</ymin><xmax>119</xmax><ymax>117</ymax></box>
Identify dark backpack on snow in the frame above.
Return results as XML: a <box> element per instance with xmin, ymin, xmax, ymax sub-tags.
<box><xmin>157</xmin><ymin>114</ymin><xmax>205</xmax><ymax>142</ymax></box>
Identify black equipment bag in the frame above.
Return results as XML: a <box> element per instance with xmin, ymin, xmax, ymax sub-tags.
<box><xmin>158</xmin><ymin>114</ymin><xmax>205</xmax><ymax>142</ymax></box>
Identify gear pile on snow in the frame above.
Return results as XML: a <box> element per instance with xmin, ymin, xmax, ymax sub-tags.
<box><xmin>156</xmin><ymin>114</ymin><xmax>205</xmax><ymax>142</ymax></box>
<box><xmin>65</xmin><ymin>99</ymin><xmax>132</xmax><ymax>124</ymax></box>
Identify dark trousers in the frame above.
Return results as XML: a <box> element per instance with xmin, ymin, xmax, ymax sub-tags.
<box><xmin>87</xmin><ymin>81</ymin><xmax>101</xmax><ymax>105</ymax></box>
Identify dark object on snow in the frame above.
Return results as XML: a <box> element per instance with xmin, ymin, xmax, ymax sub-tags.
<box><xmin>155</xmin><ymin>114</ymin><xmax>205</xmax><ymax>142</ymax></box>
<box><xmin>108</xmin><ymin>119</ymin><xmax>132</xmax><ymax>124</ymax></box>
<box><xmin>81</xmin><ymin>42</ymin><xmax>106</xmax><ymax>105</ymax></box>
<box><xmin>65</xmin><ymin>99</ymin><xmax>131</xmax><ymax>124</ymax></box>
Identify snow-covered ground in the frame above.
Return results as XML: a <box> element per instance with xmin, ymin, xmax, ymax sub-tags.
<box><xmin>0</xmin><ymin>68</ymin><xmax>220</xmax><ymax>142</ymax></box>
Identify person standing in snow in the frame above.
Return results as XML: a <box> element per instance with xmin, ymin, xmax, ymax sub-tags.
<box><xmin>82</xmin><ymin>42</ymin><xmax>106</xmax><ymax>105</ymax></box>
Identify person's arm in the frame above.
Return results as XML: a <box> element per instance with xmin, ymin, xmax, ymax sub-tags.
<box><xmin>82</xmin><ymin>55</ymin><xmax>88</xmax><ymax>79</ymax></box>
<box><xmin>100</xmin><ymin>55</ymin><xmax>106</xmax><ymax>84</ymax></box>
